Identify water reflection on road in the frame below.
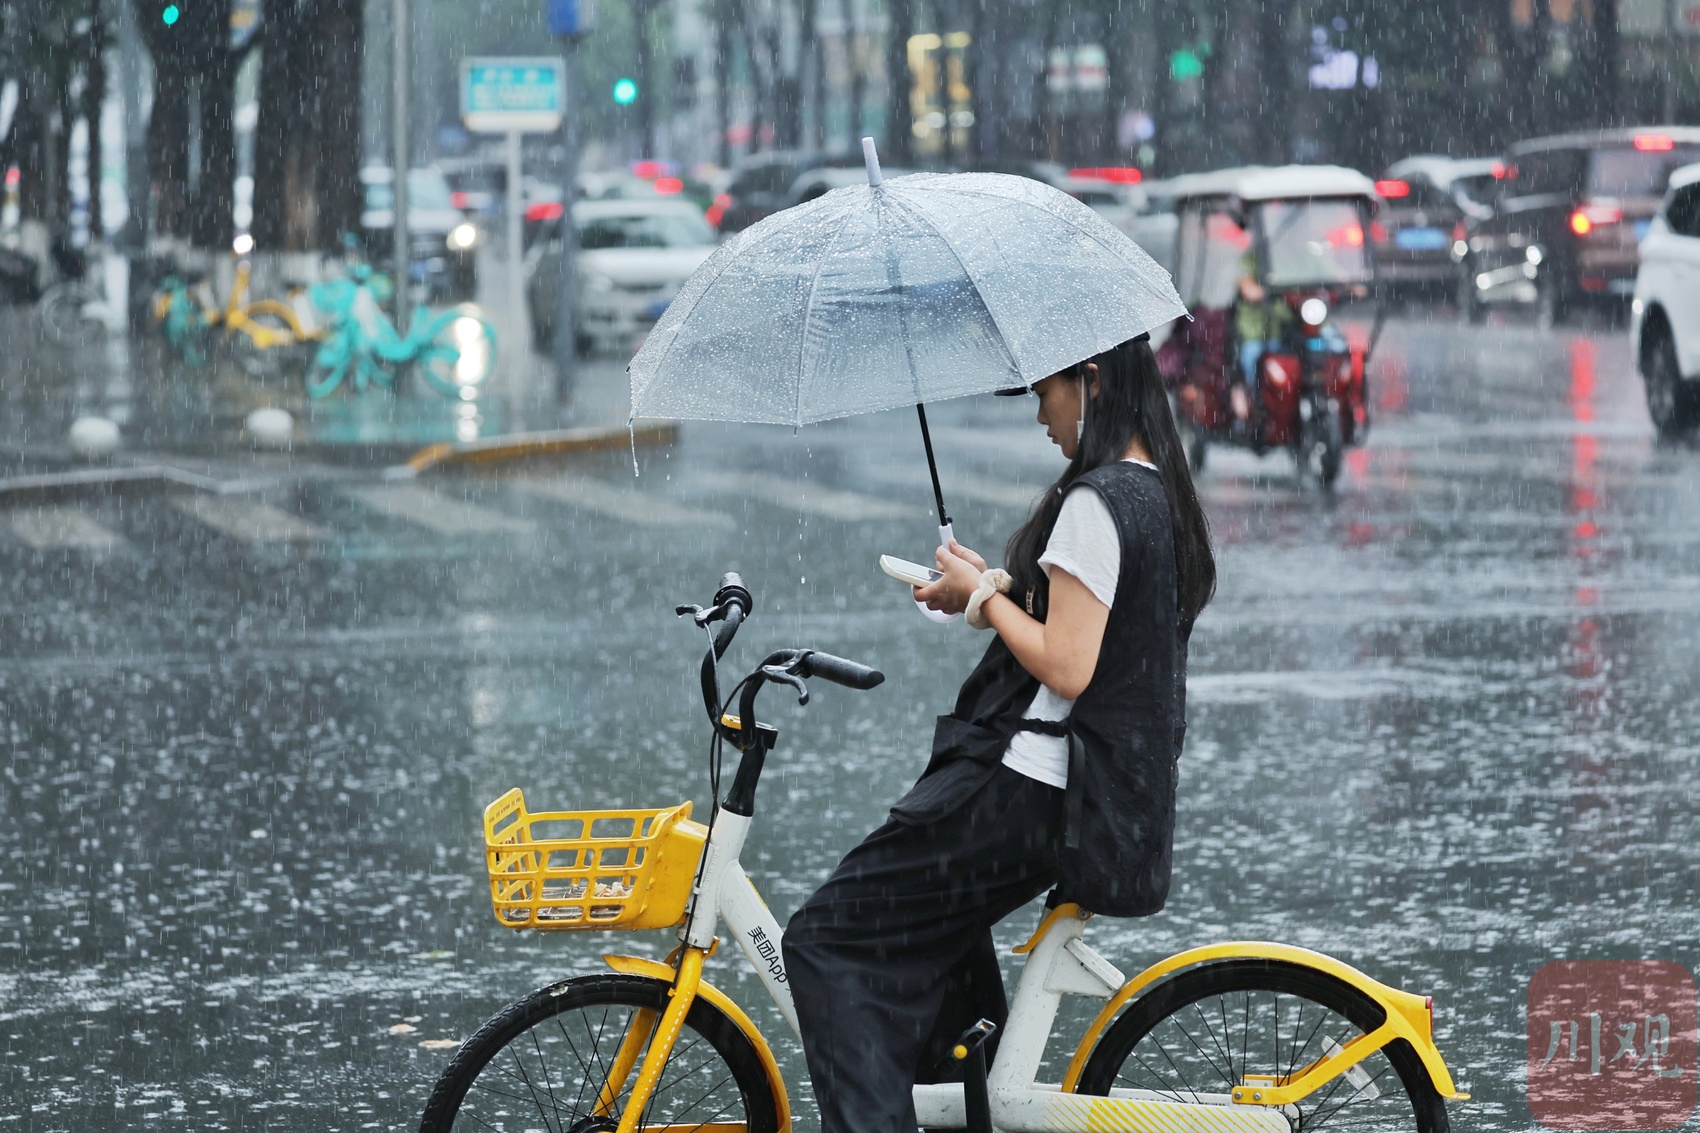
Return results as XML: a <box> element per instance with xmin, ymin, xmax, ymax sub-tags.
<box><xmin>4</xmin><ymin>309</ymin><xmax>1700</xmax><ymax>1130</ymax></box>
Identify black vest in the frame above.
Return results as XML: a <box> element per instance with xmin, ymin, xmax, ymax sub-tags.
<box><xmin>923</xmin><ymin>462</ymin><xmax>1186</xmax><ymax>917</ymax></box>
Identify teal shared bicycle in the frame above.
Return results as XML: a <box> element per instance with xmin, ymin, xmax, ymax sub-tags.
<box><xmin>304</xmin><ymin>262</ymin><xmax>497</xmax><ymax>400</ymax></box>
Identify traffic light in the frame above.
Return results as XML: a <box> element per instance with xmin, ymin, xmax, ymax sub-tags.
<box><xmin>612</xmin><ymin>78</ymin><xmax>637</xmax><ymax>106</ymax></box>
<box><xmin>159</xmin><ymin>2</ymin><xmax>181</xmax><ymax>25</ymax></box>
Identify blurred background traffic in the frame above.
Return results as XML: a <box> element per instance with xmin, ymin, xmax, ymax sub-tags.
<box><xmin>1</xmin><ymin>1</ymin><xmax>1698</xmax><ymax>441</ymax></box>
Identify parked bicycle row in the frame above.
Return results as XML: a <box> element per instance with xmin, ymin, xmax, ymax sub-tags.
<box><xmin>13</xmin><ymin>234</ymin><xmax>497</xmax><ymax>403</ymax></box>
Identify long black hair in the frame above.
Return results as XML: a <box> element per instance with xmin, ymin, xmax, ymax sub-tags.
<box><xmin>1004</xmin><ymin>335</ymin><xmax>1216</xmax><ymax>635</ymax></box>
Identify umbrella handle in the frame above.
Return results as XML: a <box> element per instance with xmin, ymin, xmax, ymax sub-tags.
<box><xmin>915</xmin><ymin>523</ymin><xmax>962</xmax><ymax>624</ymax></box>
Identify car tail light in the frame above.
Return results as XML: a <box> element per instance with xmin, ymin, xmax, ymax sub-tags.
<box><xmin>1068</xmin><ymin>166</ymin><xmax>1143</xmax><ymax>184</ymax></box>
<box><xmin>706</xmin><ymin>193</ymin><xmax>733</xmax><ymax>229</ymax></box>
<box><xmin>1374</xmin><ymin>179</ymin><xmax>1410</xmax><ymax>199</ymax></box>
<box><xmin>450</xmin><ymin>191</ymin><xmax>470</xmax><ymax>209</ymax></box>
<box><xmin>1370</xmin><ymin>219</ymin><xmax>1389</xmax><ymax>243</ymax></box>
<box><xmin>653</xmin><ymin>176</ymin><xmax>684</xmax><ymax>195</ymax></box>
<box><xmin>1491</xmin><ymin>161</ymin><xmax>1508</xmax><ymax>179</ymax></box>
<box><xmin>1569</xmin><ymin>203</ymin><xmax>1623</xmax><ymax>236</ymax></box>
<box><xmin>1634</xmin><ymin>133</ymin><xmax>1675</xmax><ymax>152</ymax></box>
<box><xmin>524</xmin><ymin>201</ymin><xmax>565</xmax><ymax>222</ymax></box>
<box><xmin>632</xmin><ymin>159</ymin><xmax>671</xmax><ymax>179</ymax></box>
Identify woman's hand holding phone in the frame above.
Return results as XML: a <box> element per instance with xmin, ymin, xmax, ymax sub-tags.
<box><xmin>914</xmin><ymin>540</ymin><xmax>988</xmax><ymax>615</ymax></box>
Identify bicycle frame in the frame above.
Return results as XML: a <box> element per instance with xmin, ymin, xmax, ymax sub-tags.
<box><xmin>573</xmin><ymin>587</ymin><xmax>1465</xmax><ymax>1133</ymax></box>
<box><xmin>606</xmin><ymin>805</ymin><xmax>1301</xmax><ymax>1133</ymax></box>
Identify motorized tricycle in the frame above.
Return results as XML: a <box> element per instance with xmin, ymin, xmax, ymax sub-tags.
<box><xmin>1155</xmin><ymin>166</ymin><xmax>1383</xmax><ymax>487</ymax></box>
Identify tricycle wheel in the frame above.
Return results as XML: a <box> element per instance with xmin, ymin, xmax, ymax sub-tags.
<box><xmin>1183</xmin><ymin>425</ymin><xmax>1207</xmax><ymax>473</ymax></box>
<box><xmin>1298</xmin><ymin>400</ymin><xmax>1344</xmax><ymax>489</ymax></box>
<box><xmin>1455</xmin><ymin>264</ymin><xmax>1484</xmax><ymax>325</ymax></box>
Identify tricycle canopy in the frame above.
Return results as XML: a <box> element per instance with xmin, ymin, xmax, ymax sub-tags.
<box><xmin>1167</xmin><ymin>165</ymin><xmax>1380</xmax><ymax>303</ymax></box>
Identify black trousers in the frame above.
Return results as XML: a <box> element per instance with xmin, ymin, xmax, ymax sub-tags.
<box><xmin>783</xmin><ymin>761</ymin><xmax>1065</xmax><ymax>1133</ymax></box>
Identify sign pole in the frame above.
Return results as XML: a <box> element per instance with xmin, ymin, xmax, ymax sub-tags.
<box><xmin>392</xmin><ymin>0</ymin><xmax>410</xmax><ymax>307</ymax></box>
<box><xmin>553</xmin><ymin>39</ymin><xmax>580</xmax><ymax>406</ymax></box>
<box><xmin>505</xmin><ymin>129</ymin><xmax>525</xmax><ymax>351</ymax></box>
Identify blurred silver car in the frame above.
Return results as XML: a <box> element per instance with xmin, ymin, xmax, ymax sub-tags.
<box><xmin>525</xmin><ymin>199</ymin><xmax>718</xmax><ymax>355</ymax></box>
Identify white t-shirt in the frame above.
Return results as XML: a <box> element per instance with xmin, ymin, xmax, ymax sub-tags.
<box><xmin>1001</xmin><ymin>460</ymin><xmax>1157</xmax><ymax>788</ymax></box>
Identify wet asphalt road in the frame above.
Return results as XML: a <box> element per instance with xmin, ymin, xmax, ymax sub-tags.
<box><xmin>4</xmin><ymin>306</ymin><xmax>1700</xmax><ymax>1131</ymax></box>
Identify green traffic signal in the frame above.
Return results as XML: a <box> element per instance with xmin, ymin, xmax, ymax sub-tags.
<box><xmin>161</xmin><ymin>3</ymin><xmax>181</xmax><ymax>24</ymax></box>
<box><xmin>612</xmin><ymin>78</ymin><xmax>637</xmax><ymax>105</ymax></box>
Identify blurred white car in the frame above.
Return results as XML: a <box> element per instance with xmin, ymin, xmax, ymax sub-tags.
<box><xmin>1632</xmin><ymin>161</ymin><xmax>1700</xmax><ymax>436</ymax></box>
<box><xmin>526</xmin><ymin>199</ymin><xmax>718</xmax><ymax>355</ymax></box>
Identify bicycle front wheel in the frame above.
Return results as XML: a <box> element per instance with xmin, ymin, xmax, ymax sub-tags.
<box><xmin>1076</xmin><ymin>959</ymin><xmax>1449</xmax><ymax>1133</ymax></box>
<box><xmin>419</xmin><ymin>973</ymin><xmax>782</xmax><ymax>1133</ymax></box>
<box><xmin>40</xmin><ymin>283</ymin><xmax>104</xmax><ymax>346</ymax></box>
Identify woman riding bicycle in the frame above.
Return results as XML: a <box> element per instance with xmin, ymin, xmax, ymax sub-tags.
<box><xmin>783</xmin><ymin>333</ymin><xmax>1217</xmax><ymax>1133</ymax></box>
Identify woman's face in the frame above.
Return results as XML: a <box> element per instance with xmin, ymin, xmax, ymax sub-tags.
<box><xmin>1032</xmin><ymin>364</ymin><xmax>1098</xmax><ymax>460</ymax></box>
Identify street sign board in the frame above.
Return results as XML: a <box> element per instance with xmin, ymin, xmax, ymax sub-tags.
<box><xmin>547</xmin><ymin>0</ymin><xmax>595</xmax><ymax>36</ymax></box>
<box><xmin>461</xmin><ymin>58</ymin><xmax>567</xmax><ymax>133</ymax></box>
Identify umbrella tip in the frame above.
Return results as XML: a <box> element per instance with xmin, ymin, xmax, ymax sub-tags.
<box><xmin>862</xmin><ymin>137</ymin><xmax>883</xmax><ymax>187</ymax></box>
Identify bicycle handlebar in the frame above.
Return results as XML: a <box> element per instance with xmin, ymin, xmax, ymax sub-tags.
<box><xmin>797</xmin><ymin>650</ymin><xmax>885</xmax><ymax>691</ymax></box>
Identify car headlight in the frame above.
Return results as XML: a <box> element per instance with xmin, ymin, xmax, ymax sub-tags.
<box><xmin>448</xmin><ymin>223</ymin><xmax>479</xmax><ymax>251</ymax></box>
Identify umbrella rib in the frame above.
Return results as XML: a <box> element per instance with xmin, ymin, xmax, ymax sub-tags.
<box><xmin>914</xmin><ymin>181</ymin><xmax>1143</xmax><ymax>265</ymax></box>
<box><xmin>791</xmin><ymin>207</ymin><xmax>862</xmax><ymax>429</ymax></box>
<box><xmin>884</xmin><ymin>191</ymin><xmax>1024</xmax><ymax>387</ymax></box>
<box><xmin>629</xmin><ymin>233</ymin><xmax>747</xmax><ymax>420</ymax></box>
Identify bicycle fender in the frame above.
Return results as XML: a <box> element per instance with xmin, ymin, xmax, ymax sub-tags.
<box><xmin>1059</xmin><ymin>941</ymin><xmax>1468</xmax><ymax>1102</ymax></box>
<box><xmin>603</xmin><ymin>954</ymin><xmax>792</xmax><ymax>1133</ymax></box>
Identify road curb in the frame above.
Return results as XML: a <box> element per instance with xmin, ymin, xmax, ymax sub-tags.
<box><xmin>388</xmin><ymin>422</ymin><xmax>677</xmax><ymax>478</ymax></box>
<box><xmin>0</xmin><ymin>464</ymin><xmax>223</xmax><ymax>504</ymax></box>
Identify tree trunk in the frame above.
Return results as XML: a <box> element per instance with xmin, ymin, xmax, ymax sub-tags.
<box><xmin>736</xmin><ymin>1</ymin><xmax>765</xmax><ymax>151</ymax></box>
<box><xmin>884</xmin><ymin>0</ymin><xmax>913</xmax><ymax>163</ymax></box>
<box><xmin>713</xmin><ymin>0</ymin><xmax>732</xmax><ymax>165</ymax></box>
<box><xmin>635</xmin><ymin>0</ymin><xmax>658</xmax><ymax>157</ymax></box>
<box><xmin>847</xmin><ymin>0</ymin><xmax>867</xmax><ymax>142</ymax></box>
<box><xmin>146</xmin><ymin>56</ymin><xmax>190</xmax><ymax>237</ymax></box>
<box><xmin>801</xmin><ymin>0</ymin><xmax>821</xmax><ymax>148</ymax></box>
<box><xmin>85</xmin><ymin>9</ymin><xmax>107</xmax><ymax>239</ymax></box>
<box><xmin>188</xmin><ymin>53</ymin><xmax>239</xmax><ymax>250</ymax></box>
<box><xmin>1256</xmin><ymin>0</ymin><xmax>1289</xmax><ymax>166</ymax></box>
<box><xmin>251</xmin><ymin>0</ymin><xmax>363</xmax><ymax>253</ymax></box>
<box><xmin>1589</xmin><ymin>0</ymin><xmax>1619</xmax><ymax>127</ymax></box>
<box><xmin>317</xmin><ymin>0</ymin><xmax>363</xmax><ymax>244</ymax></box>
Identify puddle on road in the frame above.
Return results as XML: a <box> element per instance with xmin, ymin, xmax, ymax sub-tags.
<box><xmin>4</xmin><ymin>318</ymin><xmax>1700</xmax><ymax>1129</ymax></box>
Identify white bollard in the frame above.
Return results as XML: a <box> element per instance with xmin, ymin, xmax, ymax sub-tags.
<box><xmin>69</xmin><ymin>415</ymin><xmax>122</xmax><ymax>458</ymax></box>
<box><xmin>245</xmin><ymin>407</ymin><xmax>296</xmax><ymax>450</ymax></box>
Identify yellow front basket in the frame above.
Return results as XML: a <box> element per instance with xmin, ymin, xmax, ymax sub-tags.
<box><xmin>483</xmin><ymin>789</ymin><xmax>708</xmax><ymax>932</ymax></box>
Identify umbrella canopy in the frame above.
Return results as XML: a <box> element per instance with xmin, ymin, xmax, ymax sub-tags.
<box><xmin>628</xmin><ymin>168</ymin><xmax>1187</xmax><ymax>427</ymax></box>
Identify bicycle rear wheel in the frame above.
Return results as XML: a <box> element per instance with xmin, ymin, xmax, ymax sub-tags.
<box><xmin>415</xmin><ymin>309</ymin><xmax>497</xmax><ymax>398</ymax></box>
<box><xmin>1076</xmin><ymin>959</ymin><xmax>1449</xmax><ymax>1133</ymax></box>
<box><xmin>419</xmin><ymin>973</ymin><xmax>782</xmax><ymax>1133</ymax></box>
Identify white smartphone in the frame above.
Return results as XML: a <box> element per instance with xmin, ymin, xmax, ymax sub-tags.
<box><xmin>880</xmin><ymin>554</ymin><xmax>944</xmax><ymax>587</ymax></box>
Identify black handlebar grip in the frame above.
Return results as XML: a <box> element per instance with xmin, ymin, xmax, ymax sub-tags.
<box><xmin>801</xmin><ymin>651</ymin><xmax>885</xmax><ymax>690</ymax></box>
<box><xmin>716</xmin><ymin>572</ymin><xmax>752</xmax><ymax>619</ymax></box>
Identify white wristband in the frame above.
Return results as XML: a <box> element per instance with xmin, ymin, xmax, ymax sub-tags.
<box><xmin>966</xmin><ymin>568</ymin><xmax>1013</xmax><ymax>630</ymax></box>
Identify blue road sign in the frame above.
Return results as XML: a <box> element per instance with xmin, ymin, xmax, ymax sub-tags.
<box><xmin>461</xmin><ymin>58</ymin><xmax>567</xmax><ymax>133</ymax></box>
<box><xmin>547</xmin><ymin>0</ymin><xmax>595</xmax><ymax>35</ymax></box>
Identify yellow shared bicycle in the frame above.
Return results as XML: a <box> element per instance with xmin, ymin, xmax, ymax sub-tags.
<box><xmin>420</xmin><ymin>573</ymin><xmax>1469</xmax><ymax>1133</ymax></box>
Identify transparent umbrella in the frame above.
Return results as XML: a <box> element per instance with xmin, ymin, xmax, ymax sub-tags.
<box><xmin>628</xmin><ymin>139</ymin><xmax>1186</xmax><ymax>616</ymax></box>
